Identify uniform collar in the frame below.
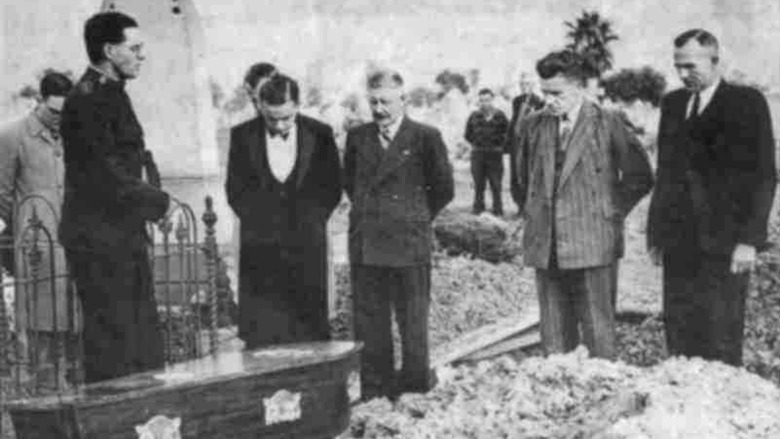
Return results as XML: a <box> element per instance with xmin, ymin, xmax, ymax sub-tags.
<box><xmin>88</xmin><ymin>64</ymin><xmax>125</xmax><ymax>88</ymax></box>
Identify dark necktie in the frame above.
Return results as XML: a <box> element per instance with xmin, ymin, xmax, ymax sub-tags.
<box><xmin>689</xmin><ymin>92</ymin><xmax>700</xmax><ymax>119</ymax></box>
<box><xmin>270</xmin><ymin>130</ymin><xmax>289</xmax><ymax>141</ymax></box>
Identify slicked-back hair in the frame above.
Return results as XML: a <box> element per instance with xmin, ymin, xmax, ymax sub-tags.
<box><xmin>84</xmin><ymin>12</ymin><xmax>138</xmax><ymax>64</ymax></box>
<box><xmin>674</xmin><ymin>29</ymin><xmax>719</xmax><ymax>51</ymax></box>
<box><xmin>366</xmin><ymin>69</ymin><xmax>404</xmax><ymax>90</ymax></box>
<box><xmin>536</xmin><ymin>50</ymin><xmax>586</xmax><ymax>83</ymax></box>
<box><xmin>478</xmin><ymin>88</ymin><xmax>494</xmax><ymax>97</ymax></box>
<box><xmin>244</xmin><ymin>62</ymin><xmax>277</xmax><ymax>91</ymax></box>
<box><xmin>258</xmin><ymin>74</ymin><xmax>299</xmax><ymax>106</ymax></box>
<box><xmin>40</xmin><ymin>72</ymin><xmax>74</xmax><ymax>99</ymax></box>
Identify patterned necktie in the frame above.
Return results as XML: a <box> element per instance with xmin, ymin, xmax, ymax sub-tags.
<box><xmin>689</xmin><ymin>92</ymin><xmax>701</xmax><ymax>119</ymax></box>
<box><xmin>379</xmin><ymin>128</ymin><xmax>392</xmax><ymax>148</ymax></box>
<box><xmin>559</xmin><ymin>114</ymin><xmax>571</xmax><ymax>150</ymax></box>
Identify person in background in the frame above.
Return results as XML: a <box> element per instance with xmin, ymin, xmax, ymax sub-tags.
<box><xmin>243</xmin><ymin>62</ymin><xmax>277</xmax><ymax>110</ymax></box>
<box><xmin>509</xmin><ymin>50</ymin><xmax>653</xmax><ymax>360</ymax></box>
<box><xmin>508</xmin><ymin>72</ymin><xmax>545</xmax><ymax>132</ymax></box>
<box><xmin>229</xmin><ymin>61</ymin><xmax>279</xmax><ymax>313</ymax></box>
<box><xmin>0</xmin><ymin>71</ymin><xmax>81</xmax><ymax>388</ymax></box>
<box><xmin>60</xmin><ymin>11</ymin><xmax>170</xmax><ymax>383</ymax></box>
<box><xmin>464</xmin><ymin>88</ymin><xmax>509</xmax><ymax>216</ymax></box>
<box><xmin>507</xmin><ymin>73</ymin><xmax>545</xmax><ymax>216</ymax></box>
<box><xmin>226</xmin><ymin>74</ymin><xmax>342</xmax><ymax>349</ymax></box>
<box><xmin>647</xmin><ymin>29</ymin><xmax>777</xmax><ymax>366</ymax></box>
<box><xmin>344</xmin><ymin>69</ymin><xmax>454</xmax><ymax>400</ymax></box>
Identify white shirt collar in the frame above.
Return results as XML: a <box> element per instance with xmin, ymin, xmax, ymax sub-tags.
<box><xmin>380</xmin><ymin>116</ymin><xmax>404</xmax><ymax>139</ymax></box>
<box><xmin>688</xmin><ymin>77</ymin><xmax>721</xmax><ymax>116</ymax></box>
<box><xmin>559</xmin><ymin>98</ymin><xmax>583</xmax><ymax>129</ymax></box>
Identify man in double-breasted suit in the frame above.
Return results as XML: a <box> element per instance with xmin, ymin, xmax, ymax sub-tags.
<box><xmin>648</xmin><ymin>29</ymin><xmax>776</xmax><ymax>366</ymax></box>
<box><xmin>226</xmin><ymin>74</ymin><xmax>342</xmax><ymax>349</ymax></box>
<box><xmin>344</xmin><ymin>69</ymin><xmax>454</xmax><ymax>399</ymax></box>
<box><xmin>510</xmin><ymin>50</ymin><xmax>653</xmax><ymax>359</ymax></box>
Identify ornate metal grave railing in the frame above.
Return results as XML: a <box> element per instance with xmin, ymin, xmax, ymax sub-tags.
<box><xmin>0</xmin><ymin>195</ymin><xmax>232</xmax><ymax>412</ymax></box>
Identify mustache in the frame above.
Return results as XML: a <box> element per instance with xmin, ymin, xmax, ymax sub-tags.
<box><xmin>372</xmin><ymin>112</ymin><xmax>389</xmax><ymax>119</ymax></box>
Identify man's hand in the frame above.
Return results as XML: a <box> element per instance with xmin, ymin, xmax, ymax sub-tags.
<box><xmin>648</xmin><ymin>246</ymin><xmax>663</xmax><ymax>266</ymax></box>
<box><xmin>730</xmin><ymin>244</ymin><xmax>757</xmax><ymax>274</ymax></box>
<box><xmin>0</xmin><ymin>217</ymin><xmax>6</xmax><ymax>234</ymax></box>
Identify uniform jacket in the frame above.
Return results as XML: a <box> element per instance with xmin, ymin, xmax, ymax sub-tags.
<box><xmin>344</xmin><ymin>117</ymin><xmax>454</xmax><ymax>267</ymax></box>
<box><xmin>510</xmin><ymin>101</ymin><xmax>654</xmax><ymax>269</ymax></box>
<box><xmin>647</xmin><ymin>80</ymin><xmax>777</xmax><ymax>254</ymax></box>
<box><xmin>60</xmin><ymin>68</ymin><xmax>169</xmax><ymax>255</ymax></box>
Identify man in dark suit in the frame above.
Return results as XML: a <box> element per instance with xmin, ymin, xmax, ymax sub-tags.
<box><xmin>509</xmin><ymin>50</ymin><xmax>653</xmax><ymax>359</ymax></box>
<box><xmin>508</xmin><ymin>73</ymin><xmax>545</xmax><ymax>132</ymax></box>
<box><xmin>225</xmin><ymin>74</ymin><xmax>342</xmax><ymax>349</ymax></box>
<box><xmin>60</xmin><ymin>12</ymin><xmax>170</xmax><ymax>383</ymax></box>
<box><xmin>647</xmin><ymin>29</ymin><xmax>777</xmax><ymax>366</ymax></box>
<box><xmin>344</xmin><ymin>69</ymin><xmax>454</xmax><ymax>399</ymax></box>
<box><xmin>507</xmin><ymin>73</ymin><xmax>545</xmax><ymax>215</ymax></box>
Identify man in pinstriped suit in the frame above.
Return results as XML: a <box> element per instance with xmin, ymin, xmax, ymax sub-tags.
<box><xmin>509</xmin><ymin>50</ymin><xmax>653</xmax><ymax>359</ymax></box>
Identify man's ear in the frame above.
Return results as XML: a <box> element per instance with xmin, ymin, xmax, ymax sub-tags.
<box><xmin>103</xmin><ymin>43</ymin><xmax>114</xmax><ymax>62</ymax></box>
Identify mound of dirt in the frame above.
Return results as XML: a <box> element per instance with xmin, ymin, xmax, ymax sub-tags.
<box><xmin>342</xmin><ymin>347</ymin><xmax>780</xmax><ymax>439</ymax></box>
<box><xmin>433</xmin><ymin>210</ymin><xmax>523</xmax><ymax>263</ymax></box>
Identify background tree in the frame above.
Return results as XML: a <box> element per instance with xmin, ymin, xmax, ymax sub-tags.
<box><xmin>435</xmin><ymin>69</ymin><xmax>470</xmax><ymax>96</ymax></box>
<box><xmin>602</xmin><ymin>67</ymin><xmax>667</xmax><ymax>107</ymax></box>
<box><xmin>564</xmin><ymin>11</ymin><xmax>619</xmax><ymax>79</ymax></box>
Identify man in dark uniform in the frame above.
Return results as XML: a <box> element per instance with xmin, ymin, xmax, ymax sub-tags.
<box><xmin>60</xmin><ymin>12</ymin><xmax>170</xmax><ymax>383</ymax></box>
<box><xmin>226</xmin><ymin>74</ymin><xmax>342</xmax><ymax>349</ymax></box>
<box><xmin>464</xmin><ymin>88</ymin><xmax>509</xmax><ymax>215</ymax></box>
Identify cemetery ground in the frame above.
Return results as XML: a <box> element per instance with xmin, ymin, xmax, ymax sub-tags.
<box><xmin>331</xmin><ymin>158</ymin><xmax>780</xmax><ymax>438</ymax></box>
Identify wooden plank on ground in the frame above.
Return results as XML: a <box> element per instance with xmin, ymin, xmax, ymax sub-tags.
<box><xmin>460</xmin><ymin>327</ymin><xmax>541</xmax><ymax>362</ymax></box>
<box><xmin>430</xmin><ymin>304</ymin><xmax>539</xmax><ymax>368</ymax></box>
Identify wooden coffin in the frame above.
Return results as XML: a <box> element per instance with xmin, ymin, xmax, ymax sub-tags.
<box><xmin>7</xmin><ymin>341</ymin><xmax>362</xmax><ymax>439</ymax></box>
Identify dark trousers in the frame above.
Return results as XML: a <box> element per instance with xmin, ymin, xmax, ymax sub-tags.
<box><xmin>662</xmin><ymin>247</ymin><xmax>748</xmax><ymax>366</ymax></box>
<box><xmin>239</xmin><ymin>243</ymin><xmax>330</xmax><ymax>350</ymax></box>
<box><xmin>67</xmin><ymin>247</ymin><xmax>164</xmax><ymax>383</ymax></box>
<box><xmin>535</xmin><ymin>263</ymin><xmax>617</xmax><ymax>359</ymax></box>
<box><xmin>351</xmin><ymin>264</ymin><xmax>432</xmax><ymax>399</ymax></box>
<box><xmin>470</xmin><ymin>151</ymin><xmax>504</xmax><ymax>214</ymax></box>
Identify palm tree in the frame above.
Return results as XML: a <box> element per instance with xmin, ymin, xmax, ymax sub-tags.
<box><xmin>564</xmin><ymin>11</ymin><xmax>619</xmax><ymax>78</ymax></box>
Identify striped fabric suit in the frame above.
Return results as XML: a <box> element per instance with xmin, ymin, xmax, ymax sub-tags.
<box><xmin>510</xmin><ymin>101</ymin><xmax>653</xmax><ymax>358</ymax></box>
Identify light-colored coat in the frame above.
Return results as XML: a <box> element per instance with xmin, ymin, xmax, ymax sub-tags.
<box><xmin>0</xmin><ymin>111</ymin><xmax>80</xmax><ymax>332</ymax></box>
<box><xmin>510</xmin><ymin>101</ymin><xmax>653</xmax><ymax>269</ymax></box>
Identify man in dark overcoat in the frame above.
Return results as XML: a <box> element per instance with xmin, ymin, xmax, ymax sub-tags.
<box><xmin>647</xmin><ymin>29</ymin><xmax>777</xmax><ymax>366</ymax></box>
<box><xmin>225</xmin><ymin>74</ymin><xmax>342</xmax><ymax>349</ymax></box>
<box><xmin>60</xmin><ymin>12</ymin><xmax>170</xmax><ymax>383</ymax></box>
<box><xmin>344</xmin><ymin>69</ymin><xmax>454</xmax><ymax>400</ymax></box>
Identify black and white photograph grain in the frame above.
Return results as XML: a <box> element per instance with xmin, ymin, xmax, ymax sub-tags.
<box><xmin>0</xmin><ymin>0</ymin><xmax>778</xmax><ymax>437</ymax></box>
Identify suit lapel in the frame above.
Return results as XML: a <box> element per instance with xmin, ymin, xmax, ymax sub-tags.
<box><xmin>245</xmin><ymin>116</ymin><xmax>266</xmax><ymax>179</ymax></box>
<box><xmin>294</xmin><ymin>116</ymin><xmax>315</xmax><ymax>188</ymax></box>
<box><xmin>372</xmin><ymin>117</ymin><xmax>414</xmax><ymax>186</ymax></box>
<box><xmin>696</xmin><ymin>80</ymin><xmax>726</xmax><ymax>123</ymax></box>
<box><xmin>357</xmin><ymin>124</ymin><xmax>383</xmax><ymax>169</ymax></box>
<box><xmin>557</xmin><ymin>102</ymin><xmax>597</xmax><ymax>189</ymax></box>
<box><xmin>538</xmin><ymin>115</ymin><xmax>557</xmax><ymax>201</ymax></box>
